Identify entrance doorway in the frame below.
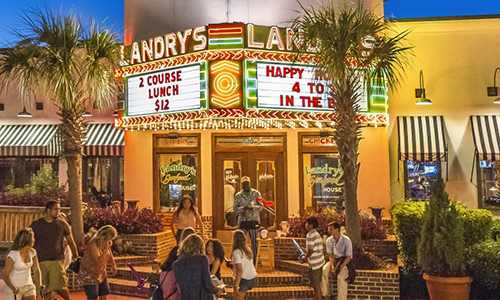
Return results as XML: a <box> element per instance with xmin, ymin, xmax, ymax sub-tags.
<box><xmin>212</xmin><ymin>134</ymin><xmax>287</xmax><ymax>234</ymax></box>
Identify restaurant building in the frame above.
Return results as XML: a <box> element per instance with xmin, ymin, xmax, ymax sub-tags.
<box><xmin>0</xmin><ymin>86</ymin><xmax>124</xmax><ymax>199</ymax></box>
<box><xmin>388</xmin><ymin>15</ymin><xmax>500</xmax><ymax>216</ymax></box>
<box><xmin>120</xmin><ymin>0</ymin><xmax>390</xmax><ymax>233</ymax></box>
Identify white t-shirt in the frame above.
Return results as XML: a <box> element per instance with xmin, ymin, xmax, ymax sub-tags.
<box><xmin>232</xmin><ymin>249</ymin><xmax>256</xmax><ymax>280</ymax></box>
<box><xmin>7</xmin><ymin>249</ymin><xmax>36</xmax><ymax>286</ymax></box>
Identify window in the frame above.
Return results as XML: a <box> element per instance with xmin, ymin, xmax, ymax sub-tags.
<box><xmin>84</xmin><ymin>157</ymin><xmax>123</xmax><ymax>201</ymax></box>
<box><xmin>0</xmin><ymin>157</ymin><xmax>58</xmax><ymax>191</ymax></box>
<box><xmin>154</xmin><ymin>134</ymin><xmax>200</xmax><ymax>212</ymax></box>
<box><xmin>480</xmin><ymin>160</ymin><xmax>500</xmax><ymax>207</ymax></box>
<box><xmin>405</xmin><ymin>160</ymin><xmax>440</xmax><ymax>201</ymax></box>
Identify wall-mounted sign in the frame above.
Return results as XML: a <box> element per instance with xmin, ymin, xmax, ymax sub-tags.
<box><xmin>127</xmin><ymin>64</ymin><xmax>202</xmax><ymax>116</ymax></box>
<box><xmin>215</xmin><ymin>136</ymin><xmax>284</xmax><ymax>147</ymax></box>
<box><xmin>256</xmin><ymin>62</ymin><xmax>368</xmax><ymax>112</ymax></box>
<box><xmin>302</xmin><ymin>136</ymin><xmax>336</xmax><ymax>147</ymax></box>
<box><xmin>156</xmin><ymin>137</ymin><xmax>198</xmax><ymax>148</ymax></box>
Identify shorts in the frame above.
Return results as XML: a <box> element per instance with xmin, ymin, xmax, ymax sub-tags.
<box><xmin>83</xmin><ymin>278</ymin><xmax>110</xmax><ymax>299</ymax></box>
<box><xmin>238</xmin><ymin>278</ymin><xmax>256</xmax><ymax>292</ymax></box>
<box><xmin>309</xmin><ymin>267</ymin><xmax>323</xmax><ymax>286</ymax></box>
<box><xmin>40</xmin><ymin>260</ymin><xmax>68</xmax><ymax>292</ymax></box>
<box><xmin>4</xmin><ymin>284</ymin><xmax>36</xmax><ymax>300</ymax></box>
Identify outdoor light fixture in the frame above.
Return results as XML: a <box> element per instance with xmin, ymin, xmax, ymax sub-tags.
<box><xmin>112</xmin><ymin>110</ymin><xmax>118</xmax><ymax>117</ymax></box>
<box><xmin>487</xmin><ymin>67</ymin><xmax>500</xmax><ymax>104</ymax></box>
<box><xmin>83</xmin><ymin>110</ymin><xmax>92</xmax><ymax>117</ymax></box>
<box><xmin>17</xmin><ymin>106</ymin><xmax>32</xmax><ymax>118</ymax></box>
<box><xmin>415</xmin><ymin>70</ymin><xmax>432</xmax><ymax>105</ymax></box>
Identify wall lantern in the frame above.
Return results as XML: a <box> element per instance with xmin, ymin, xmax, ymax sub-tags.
<box><xmin>487</xmin><ymin>67</ymin><xmax>500</xmax><ymax>104</ymax></box>
<box><xmin>83</xmin><ymin>111</ymin><xmax>92</xmax><ymax>117</ymax></box>
<box><xmin>415</xmin><ymin>70</ymin><xmax>432</xmax><ymax>105</ymax></box>
<box><xmin>17</xmin><ymin>106</ymin><xmax>32</xmax><ymax>117</ymax></box>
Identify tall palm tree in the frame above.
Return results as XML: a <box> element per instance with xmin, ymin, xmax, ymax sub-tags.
<box><xmin>293</xmin><ymin>2</ymin><xmax>412</xmax><ymax>246</ymax></box>
<box><xmin>0</xmin><ymin>10</ymin><xmax>119</xmax><ymax>245</ymax></box>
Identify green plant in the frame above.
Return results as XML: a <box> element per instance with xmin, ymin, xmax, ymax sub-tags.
<box><xmin>467</xmin><ymin>240</ymin><xmax>500</xmax><ymax>289</ymax></box>
<box><xmin>456</xmin><ymin>204</ymin><xmax>492</xmax><ymax>247</ymax></box>
<box><xmin>418</xmin><ymin>179</ymin><xmax>466</xmax><ymax>277</ymax></box>
<box><xmin>29</xmin><ymin>165</ymin><xmax>59</xmax><ymax>196</ymax></box>
<box><xmin>391</xmin><ymin>200</ymin><xmax>426</xmax><ymax>268</ymax></box>
<box><xmin>491</xmin><ymin>220</ymin><xmax>500</xmax><ymax>241</ymax></box>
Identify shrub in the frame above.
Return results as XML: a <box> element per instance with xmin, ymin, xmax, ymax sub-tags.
<box><xmin>467</xmin><ymin>240</ymin><xmax>500</xmax><ymax>290</ymax></box>
<box><xmin>418</xmin><ymin>179</ymin><xmax>466</xmax><ymax>277</ymax></box>
<box><xmin>359</xmin><ymin>213</ymin><xmax>387</xmax><ymax>240</ymax></box>
<box><xmin>29</xmin><ymin>165</ymin><xmax>59</xmax><ymax>196</ymax></box>
<box><xmin>352</xmin><ymin>246</ymin><xmax>388</xmax><ymax>270</ymax></box>
<box><xmin>391</xmin><ymin>200</ymin><xmax>426</xmax><ymax>268</ymax></box>
<box><xmin>286</xmin><ymin>210</ymin><xmax>334</xmax><ymax>237</ymax></box>
<box><xmin>456</xmin><ymin>204</ymin><xmax>492</xmax><ymax>247</ymax></box>
<box><xmin>491</xmin><ymin>220</ymin><xmax>500</xmax><ymax>241</ymax></box>
<box><xmin>0</xmin><ymin>189</ymin><xmax>70</xmax><ymax>207</ymax></box>
<box><xmin>83</xmin><ymin>206</ymin><xmax>163</xmax><ymax>234</ymax></box>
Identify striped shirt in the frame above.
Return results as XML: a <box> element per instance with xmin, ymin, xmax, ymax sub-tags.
<box><xmin>306</xmin><ymin>229</ymin><xmax>325</xmax><ymax>270</ymax></box>
<box><xmin>326</xmin><ymin>234</ymin><xmax>353</xmax><ymax>258</ymax></box>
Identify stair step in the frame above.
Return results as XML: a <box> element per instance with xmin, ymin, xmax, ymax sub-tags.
<box><xmin>116</xmin><ymin>266</ymin><xmax>304</xmax><ymax>286</ymax></box>
<box><xmin>108</xmin><ymin>278</ymin><xmax>149</xmax><ymax>298</ymax></box>
<box><xmin>226</xmin><ymin>285</ymin><xmax>314</xmax><ymax>300</ymax></box>
<box><xmin>276</xmin><ymin>259</ymin><xmax>309</xmax><ymax>274</ymax></box>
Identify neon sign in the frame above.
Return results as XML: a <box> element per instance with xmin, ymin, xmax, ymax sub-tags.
<box><xmin>210</xmin><ymin>61</ymin><xmax>242</xmax><ymax>108</ymax></box>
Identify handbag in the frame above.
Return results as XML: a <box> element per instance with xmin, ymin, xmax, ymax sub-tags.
<box><xmin>151</xmin><ymin>271</ymin><xmax>174</xmax><ymax>300</ymax></box>
<box><xmin>240</xmin><ymin>220</ymin><xmax>260</xmax><ymax>230</ymax></box>
<box><xmin>68</xmin><ymin>257</ymin><xmax>81</xmax><ymax>273</ymax></box>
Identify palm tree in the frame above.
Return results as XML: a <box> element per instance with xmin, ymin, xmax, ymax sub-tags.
<box><xmin>0</xmin><ymin>10</ymin><xmax>119</xmax><ymax>245</ymax></box>
<box><xmin>293</xmin><ymin>2</ymin><xmax>412</xmax><ymax>246</ymax></box>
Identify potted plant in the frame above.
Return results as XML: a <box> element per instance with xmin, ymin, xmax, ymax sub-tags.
<box><xmin>418</xmin><ymin>179</ymin><xmax>472</xmax><ymax>300</ymax></box>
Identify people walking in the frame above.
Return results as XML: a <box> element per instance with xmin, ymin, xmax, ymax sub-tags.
<box><xmin>77</xmin><ymin>225</ymin><xmax>118</xmax><ymax>300</ymax></box>
<box><xmin>170</xmin><ymin>195</ymin><xmax>206</xmax><ymax>244</ymax></box>
<box><xmin>321</xmin><ymin>221</ymin><xmax>353</xmax><ymax>300</ymax></box>
<box><xmin>172</xmin><ymin>234</ymin><xmax>220</xmax><ymax>300</ymax></box>
<box><xmin>231</xmin><ymin>230</ymin><xmax>257</xmax><ymax>300</ymax></box>
<box><xmin>304</xmin><ymin>216</ymin><xmax>325</xmax><ymax>300</ymax></box>
<box><xmin>3</xmin><ymin>227</ymin><xmax>43</xmax><ymax>300</ymax></box>
<box><xmin>30</xmin><ymin>200</ymin><xmax>78</xmax><ymax>300</ymax></box>
<box><xmin>233</xmin><ymin>176</ymin><xmax>263</xmax><ymax>264</ymax></box>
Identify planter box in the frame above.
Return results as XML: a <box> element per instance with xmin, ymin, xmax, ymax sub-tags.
<box><xmin>120</xmin><ymin>230</ymin><xmax>175</xmax><ymax>262</ymax></box>
<box><xmin>274</xmin><ymin>237</ymin><xmax>398</xmax><ymax>262</ymax></box>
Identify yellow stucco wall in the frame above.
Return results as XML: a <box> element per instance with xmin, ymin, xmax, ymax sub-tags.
<box><xmin>124</xmin><ymin>126</ymin><xmax>390</xmax><ymax>217</ymax></box>
<box><xmin>388</xmin><ymin>17</ymin><xmax>500</xmax><ymax>211</ymax></box>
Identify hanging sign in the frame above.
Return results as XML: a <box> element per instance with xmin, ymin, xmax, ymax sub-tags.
<box><xmin>127</xmin><ymin>64</ymin><xmax>202</xmax><ymax>116</ymax></box>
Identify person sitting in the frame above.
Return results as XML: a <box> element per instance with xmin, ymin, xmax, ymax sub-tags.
<box><xmin>205</xmin><ymin>239</ymin><xmax>225</xmax><ymax>280</ymax></box>
<box><xmin>173</xmin><ymin>235</ymin><xmax>221</xmax><ymax>300</ymax></box>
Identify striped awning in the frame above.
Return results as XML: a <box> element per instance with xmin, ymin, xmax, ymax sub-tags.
<box><xmin>397</xmin><ymin>116</ymin><xmax>447</xmax><ymax>161</ymax></box>
<box><xmin>84</xmin><ymin>123</ymin><xmax>124</xmax><ymax>156</ymax></box>
<box><xmin>470</xmin><ymin>115</ymin><xmax>500</xmax><ymax>161</ymax></box>
<box><xmin>0</xmin><ymin>124</ymin><xmax>60</xmax><ymax>156</ymax></box>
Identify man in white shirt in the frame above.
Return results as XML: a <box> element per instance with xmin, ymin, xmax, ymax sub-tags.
<box><xmin>321</xmin><ymin>221</ymin><xmax>353</xmax><ymax>300</ymax></box>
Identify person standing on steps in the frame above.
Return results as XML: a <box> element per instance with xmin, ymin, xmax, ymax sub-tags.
<box><xmin>233</xmin><ymin>176</ymin><xmax>263</xmax><ymax>264</ymax></box>
<box><xmin>30</xmin><ymin>200</ymin><xmax>78</xmax><ymax>300</ymax></box>
<box><xmin>304</xmin><ymin>216</ymin><xmax>325</xmax><ymax>300</ymax></box>
<box><xmin>170</xmin><ymin>195</ymin><xmax>206</xmax><ymax>244</ymax></box>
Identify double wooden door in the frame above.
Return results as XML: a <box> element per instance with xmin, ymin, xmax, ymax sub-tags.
<box><xmin>213</xmin><ymin>151</ymin><xmax>286</xmax><ymax>232</ymax></box>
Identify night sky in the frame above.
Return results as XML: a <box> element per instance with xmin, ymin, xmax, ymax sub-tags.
<box><xmin>0</xmin><ymin>0</ymin><xmax>500</xmax><ymax>45</ymax></box>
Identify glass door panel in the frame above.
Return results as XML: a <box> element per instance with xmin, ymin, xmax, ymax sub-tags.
<box><xmin>223</xmin><ymin>160</ymin><xmax>242</xmax><ymax>228</ymax></box>
<box><xmin>256</xmin><ymin>160</ymin><xmax>277</xmax><ymax>229</ymax></box>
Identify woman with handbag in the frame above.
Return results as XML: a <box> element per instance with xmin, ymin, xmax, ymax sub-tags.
<box><xmin>77</xmin><ymin>225</ymin><xmax>118</xmax><ymax>300</ymax></box>
<box><xmin>3</xmin><ymin>227</ymin><xmax>43</xmax><ymax>300</ymax></box>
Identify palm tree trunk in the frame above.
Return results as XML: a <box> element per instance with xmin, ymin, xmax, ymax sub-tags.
<box><xmin>333</xmin><ymin>75</ymin><xmax>363</xmax><ymax>247</ymax></box>
<box><xmin>66</xmin><ymin>152</ymin><xmax>84</xmax><ymax>246</ymax></box>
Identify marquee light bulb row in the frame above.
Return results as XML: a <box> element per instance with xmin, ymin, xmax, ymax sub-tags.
<box><xmin>122</xmin><ymin>117</ymin><xmax>337</xmax><ymax>131</ymax></box>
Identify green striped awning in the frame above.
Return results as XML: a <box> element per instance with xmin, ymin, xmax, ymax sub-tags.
<box><xmin>84</xmin><ymin>123</ymin><xmax>124</xmax><ymax>156</ymax></box>
<box><xmin>0</xmin><ymin>124</ymin><xmax>61</xmax><ymax>156</ymax></box>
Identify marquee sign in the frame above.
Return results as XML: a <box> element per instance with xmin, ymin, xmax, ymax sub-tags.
<box><xmin>127</xmin><ymin>63</ymin><xmax>207</xmax><ymax>116</ymax></box>
<box><xmin>119</xmin><ymin>22</ymin><xmax>388</xmax><ymax>128</ymax></box>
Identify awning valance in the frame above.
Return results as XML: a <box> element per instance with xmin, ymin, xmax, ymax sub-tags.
<box><xmin>397</xmin><ymin>116</ymin><xmax>447</xmax><ymax>161</ymax></box>
<box><xmin>0</xmin><ymin>124</ymin><xmax>60</xmax><ymax>156</ymax></box>
<box><xmin>470</xmin><ymin>115</ymin><xmax>500</xmax><ymax>161</ymax></box>
<box><xmin>84</xmin><ymin>123</ymin><xmax>124</xmax><ymax>156</ymax></box>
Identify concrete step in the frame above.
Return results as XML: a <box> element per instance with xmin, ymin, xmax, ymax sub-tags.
<box><xmin>108</xmin><ymin>277</ymin><xmax>149</xmax><ymax>298</ymax></box>
<box><xmin>116</xmin><ymin>265</ymin><xmax>304</xmax><ymax>286</ymax></box>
